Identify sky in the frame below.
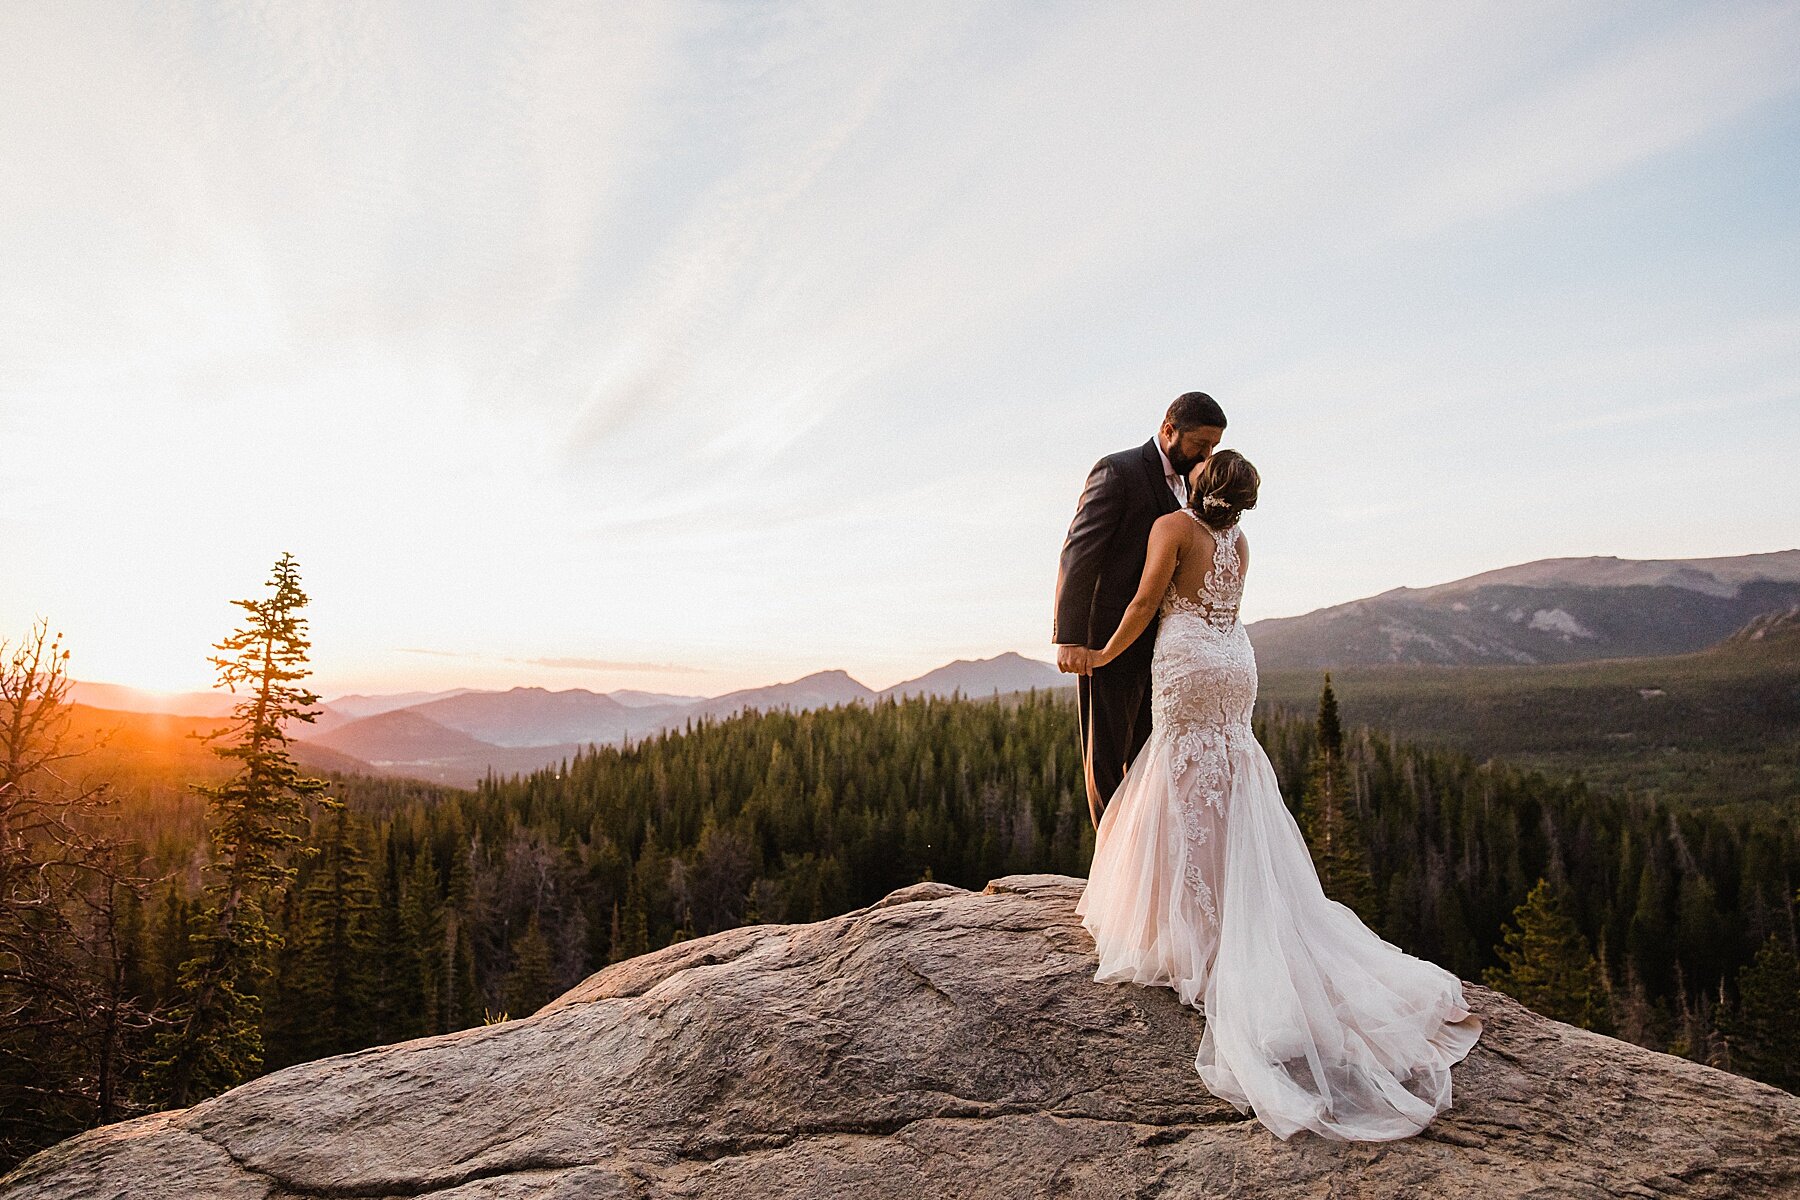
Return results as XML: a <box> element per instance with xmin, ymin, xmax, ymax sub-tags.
<box><xmin>2</xmin><ymin>1</ymin><xmax>1798</xmax><ymax>699</ymax></box>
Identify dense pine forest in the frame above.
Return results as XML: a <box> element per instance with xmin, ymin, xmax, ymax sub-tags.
<box><xmin>6</xmin><ymin>634</ymin><xmax>1800</xmax><ymax>1171</ymax></box>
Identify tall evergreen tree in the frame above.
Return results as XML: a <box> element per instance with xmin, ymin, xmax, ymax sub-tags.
<box><xmin>116</xmin><ymin>883</ymin><xmax>151</xmax><ymax>1013</ymax></box>
<box><xmin>1297</xmin><ymin>675</ymin><xmax>1377</xmax><ymax>922</ymax></box>
<box><xmin>151</xmin><ymin>882</ymin><xmax>192</xmax><ymax>1005</ymax></box>
<box><xmin>1627</xmin><ymin>857</ymin><xmax>1675</xmax><ymax>998</ymax></box>
<box><xmin>146</xmin><ymin>553</ymin><xmax>334</xmax><ymax>1107</ymax></box>
<box><xmin>400</xmin><ymin>845</ymin><xmax>447</xmax><ymax>1034</ymax></box>
<box><xmin>367</xmin><ymin>834</ymin><xmax>418</xmax><ymax>1044</ymax></box>
<box><xmin>1718</xmin><ymin>932</ymin><xmax>1800</xmax><ymax>1092</ymax></box>
<box><xmin>1675</xmin><ymin>872</ymin><xmax>1729</xmax><ymax>995</ymax></box>
<box><xmin>259</xmin><ymin>878</ymin><xmax>309</xmax><ymax>1069</ymax></box>
<box><xmin>1484</xmin><ymin>877</ymin><xmax>1612</xmax><ymax>1033</ymax></box>
<box><xmin>503</xmin><ymin>912</ymin><xmax>555</xmax><ymax>1018</ymax></box>
<box><xmin>612</xmin><ymin>875</ymin><xmax>649</xmax><ymax>963</ymax></box>
<box><xmin>447</xmin><ymin>923</ymin><xmax>485</xmax><ymax>1029</ymax></box>
<box><xmin>288</xmin><ymin>806</ymin><xmax>378</xmax><ymax>1058</ymax></box>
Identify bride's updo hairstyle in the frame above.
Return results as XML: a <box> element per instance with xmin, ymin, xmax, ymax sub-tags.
<box><xmin>1190</xmin><ymin>449</ymin><xmax>1259</xmax><ymax>530</ymax></box>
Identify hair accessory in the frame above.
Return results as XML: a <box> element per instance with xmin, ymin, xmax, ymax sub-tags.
<box><xmin>1201</xmin><ymin>494</ymin><xmax>1232</xmax><ymax>510</ymax></box>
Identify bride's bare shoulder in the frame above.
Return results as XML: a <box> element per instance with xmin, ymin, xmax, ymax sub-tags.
<box><xmin>1154</xmin><ymin>509</ymin><xmax>1210</xmax><ymax>548</ymax></box>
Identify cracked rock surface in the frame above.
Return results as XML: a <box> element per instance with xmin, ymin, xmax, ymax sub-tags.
<box><xmin>6</xmin><ymin>873</ymin><xmax>1800</xmax><ymax>1198</ymax></box>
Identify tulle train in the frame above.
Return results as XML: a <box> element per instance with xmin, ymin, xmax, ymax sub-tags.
<box><xmin>1075</xmin><ymin>723</ymin><xmax>1482</xmax><ymax>1142</ymax></box>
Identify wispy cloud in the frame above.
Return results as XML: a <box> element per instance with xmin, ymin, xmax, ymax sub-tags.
<box><xmin>1391</xmin><ymin>3</ymin><xmax>1800</xmax><ymax>237</ymax></box>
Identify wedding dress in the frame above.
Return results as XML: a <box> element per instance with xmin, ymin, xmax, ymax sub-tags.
<box><xmin>1073</xmin><ymin>511</ymin><xmax>1482</xmax><ymax>1141</ymax></box>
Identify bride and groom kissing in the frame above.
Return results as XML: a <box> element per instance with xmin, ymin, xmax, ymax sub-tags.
<box><xmin>1050</xmin><ymin>391</ymin><xmax>1483</xmax><ymax>1143</ymax></box>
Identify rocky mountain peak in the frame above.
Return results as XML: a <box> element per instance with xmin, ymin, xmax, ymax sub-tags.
<box><xmin>1729</xmin><ymin>604</ymin><xmax>1800</xmax><ymax>644</ymax></box>
<box><xmin>7</xmin><ymin>875</ymin><xmax>1798</xmax><ymax>1198</ymax></box>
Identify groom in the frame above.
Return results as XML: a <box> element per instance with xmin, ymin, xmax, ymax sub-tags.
<box><xmin>1054</xmin><ymin>391</ymin><xmax>1227</xmax><ymax>829</ymax></box>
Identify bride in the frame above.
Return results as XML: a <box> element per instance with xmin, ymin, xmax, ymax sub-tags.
<box><xmin>1070</xmin><ymin>449</ymin><xmax>1482</xmax><ymax>1141</ymax></box>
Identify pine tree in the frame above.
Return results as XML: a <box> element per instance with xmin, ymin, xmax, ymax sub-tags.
<box><xmin>116</xmin><ymin>883</ymin><xmax>151</xmax><ymax>1009</ymax></box>
<box><xmin>447</xmin><ymin>923</ymin><xmax>484</xmax><ymax>1029</ymax></box>
<box><xmin>146</xmin><ymin>553</ymin><xmax>334</xmax><ymax>1107</ymax></box>
<box><xmin>288</xmin><ymin>806</ymin><xmax>378</xmax><ymax>1058</ymax></box>
<box><xmin>1675</xmin><ymin>872</ymin><xmax>1728</xmax><ymax>995</ymax></box>
<box><xmin>615</xmin><ymin>875</ymin><xmax>649</xmax><ymax>963</ymax></box>
<box><xmin>259</xmin><ymin>878</ymin><xmax>309</xmax><ymax>1069</ymax></box>
<box><xmin>1484</xmin><ymin>877</ymin><xmax>1612</xmax><ymax>1033</ymax></box>
<box><xmin>400</xmin><ymin>845</ymin><xmax>446</xmax><ymax>1034</ymax></box>
<box><xmin>503</xmin><ymin>912</ymin><xmax>555</xmax><ymax>1018</ymax></box>
<box><xmin>1628</xmin><ymin>857</ymin><xmax>1675</xmax><ymax>998</ymax></box>
<box><xmin>1718</xmin><ymin>933</ymin><xmax>1800</xmax><ymax>1092</ymax></box>
<box><xmin>367</xmin><ymin>834</ymin><xmax>418</xmax><ymax>1044</ymax></box>
<box><xmin>151</xmin><ymin>882</ymin><xmax>192</xmax><ymax>1005</ymax></box>
<box><xmin>1297</xmin><ymin>675</ymin><xmax>1377</xmax><ymax>922</ymax></box>
<box><xmin>606</xmin><ymin>900</ymin><xmax>624</xmax><ymax>961</ymax></box>
<box><xmin>443</xmin><ymin>830</ymin><xmax>489</xmax><ymax>1029</ymax></box>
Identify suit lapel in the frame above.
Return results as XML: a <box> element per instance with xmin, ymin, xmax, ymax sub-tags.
<box><xmin>1140</xmin><ymin>439</ymin><xmax>1178</xmax><ymax>515</ymax></box>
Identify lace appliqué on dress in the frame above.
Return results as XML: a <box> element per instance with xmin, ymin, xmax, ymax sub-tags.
<box><xmin>1171</xmin><ymin>724</ymin><xmax>1238</xmax><ymax>926</ymax></box>
<box><xmin>1152</xmin><ymin>516</ymin><xmax>1254</xmax><ymax>929</ymax></box>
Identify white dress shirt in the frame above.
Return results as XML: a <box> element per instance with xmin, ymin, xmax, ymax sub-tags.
<box><xmin>1155</xmin><ymin>440</ymin><xmax>1188</xmax><ymax>506</ymax></box>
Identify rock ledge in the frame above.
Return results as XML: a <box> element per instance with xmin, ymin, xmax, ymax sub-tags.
<box><xmin>5</xmin><ymin>873</ymin><xmax>1799</xmax><ymax>1198</ymax></box>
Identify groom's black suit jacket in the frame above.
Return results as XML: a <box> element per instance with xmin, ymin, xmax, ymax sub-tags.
<box><xmin>1055</xmin><ymin>438</ymin><xmax>1182</xmax><ymax>824</ymax></box>
<box><xmin>1054</xmin><ymin>438</ymin><xmax>1181</xmax><ymax>650</ymax></box>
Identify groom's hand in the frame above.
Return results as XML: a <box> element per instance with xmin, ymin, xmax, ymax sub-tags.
<box><xmin>1056</xmin><ymin>644</ymin><xmax>1092</xmax><ymax>676</ymax></box>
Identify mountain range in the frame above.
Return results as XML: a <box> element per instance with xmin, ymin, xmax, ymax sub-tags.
<box><xmin>66</xmin><ymin>548</ymin><xmax>1800</xmax><ymax>788</ymax></box>
<box><xmin>291</xmin><ymin>653</ymin><xmax>1065</xmax><ymax>786</ymax></box>
<box><xmin>1244</xmin><ymin>549</ymin><xmax>1800</xmax><ymax>669</ymax></box>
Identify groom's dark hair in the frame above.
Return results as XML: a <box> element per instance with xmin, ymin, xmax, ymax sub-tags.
<box><xmin>1167</xmin><ymin>391</ymin><xmax>1226</xmax><ymax>430</ymax></box>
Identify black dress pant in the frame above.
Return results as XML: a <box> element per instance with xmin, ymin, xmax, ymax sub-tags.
<box><xmin>1076</xmin><ymin>616</ymin><xmax>1157</xmax><ymax>829</ymax></box>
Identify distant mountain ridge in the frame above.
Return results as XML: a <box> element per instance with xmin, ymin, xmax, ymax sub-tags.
<box><xmin>293</xmin><ymin>655</ymin><xmax>1063</xmax><ymax>786</ymax></box>
<box><xmin>405</xmin><ymin>687</ymin><xmax>645</xmax><ymax>748</ymax></box>
<box><xmin>878</xmin><ymin>652</ymin><xmax>1063</xmax><ymax>700</ymax></box>
<box><xmin>1247</xmin><ymin>549</ymin><xmax>1800</xmax><ymax>670</ymax></box>
<box><xmin>325</xmin><ymin>689</ymin><xmax>485</xmax><ymax>720</ymax></box>
<box><xmin>70</xmin><ymin>549</ymin><xmax>1799</xmax><ymax>786</ymax></box>
<box><xmin>1418</xmin><ymin>549</ymin><xmax>1800</xmax><ymax>598</ymax></box>
<box><xmin>690</xmin><ymin>670</ymin><xmax>878</xmax><ymax>723</ymax></box>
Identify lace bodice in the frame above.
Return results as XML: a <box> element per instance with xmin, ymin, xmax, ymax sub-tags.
<box><xmin>1151</xmin><ymin>511</ymin><xmax>1256</xmax><ymax>732</ymax></box>
<box><xmin>1160</xmin><ymin>511</ymin><xmax>1244</xmax><ymax>630</ymax></box>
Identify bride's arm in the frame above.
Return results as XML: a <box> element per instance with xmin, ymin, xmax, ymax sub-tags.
<box><xmin>1093</xmin><ymin>517</ymin><xmax>1183</xmax><ymax>668</ymax></box>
